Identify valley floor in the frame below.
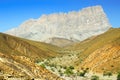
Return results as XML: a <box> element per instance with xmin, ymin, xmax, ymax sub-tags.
<box><xmin>36</xmin><ymin>60</ymin><xmax>117</xmax><ymax>80</ymax></box>
<box><xmin>62</xmin><ymin>73</ymin><xmax>117</xmax><ymax>80</ymax></box>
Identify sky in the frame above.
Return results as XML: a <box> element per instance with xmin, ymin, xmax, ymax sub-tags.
<box><xmin>0</xmin><ymin>0</ymin><xmax>120</xmax><ymax>32</ymax></box>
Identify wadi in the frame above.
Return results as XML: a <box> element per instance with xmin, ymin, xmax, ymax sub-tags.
<box><xmin>0</xmin><ymin>5</ymin><xmax>120</xmax><ymax>80</ymax></box>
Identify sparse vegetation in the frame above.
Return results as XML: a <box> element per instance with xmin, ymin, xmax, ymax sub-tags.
<box><xmin>91</xmin><ymin>75</ymin><xmax>99</xmax><ymax>80</ymax></box>
<box><xmin>69</xmin><ymin>66</ymin><xmax>74</xmax><ymax>70</ymax></box>
<box><xmin>78</xmin><ymin>72</ymin><xmax>86</xmax><ymax>77</ymax></box>
<box><xmin>117</xmin><ymin>72</ymin><xmax>120</xmax><ymax>80</ymax></box>
<box><xmin>103</xmin><ymin>71</ymin><xmax>112</xmax><ymax>77</ymax></box>
<box><xmin>77</xmin><ymin>68</ymin><xmax>88</xmax><ymax>77</ymax></box>
<box><xmin>1</xmin><ymin>28</ymin><xmax>120</xmax><ymax>80</ymax></box>
<box><xmin>51</xmin><ymin>67</ymin><xmax>55</xmax><ymax>72</ymax></box>
<box><xmin>64</xmin><ymin>66</ymin><xmax>74</xmax><ymax>76</ymax></box>
<box><xmin>67</xmin><ymin>28</ymin><xmax>120</xmax><ymax>73</ymax></box>
<box><xmin>40</xmin><ymin>63</ymin><xmax>46</xmax><ymax>68</ymax></box>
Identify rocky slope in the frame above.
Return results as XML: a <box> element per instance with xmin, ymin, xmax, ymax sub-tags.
<box><xmin>6</xmin><ymin>5</ymin><xmax>111</xmax><ymax>46</ymax></box>
<box><xmin>0</xmin><ymin>52</ymin><xmax>64</xmax><ymax>80</ymax></box>
<box><xmin>37</xmin><ymin>28</ymin><xmax>120</xmax><ymax>71</ymax></box>
<box><xmin>0</xmin><ymin>33</ymin><xmax>62</xmax><ymax>61</ymax></box>
<box><xmin>40</xmin><ymin>28</ymin><xmax>120</xmax><ymax>80</ymax></box>
<box><xmin>80</xmin><ymin>42</ymin><xmax>120</xmax><ymax>73</ymax></box>
<box><xmin>65</xmin><ymin>28</ymin><xmax>120</xmax><ymax>73</ymax></box>
<box><xmin>0</xmin><ymin>33</ymin><xmax>65</xmax><ymax>79</ymax></box>
<box><xmin>0</xmin><ymin>29</ymin><xmax>119</xmax><ymax>80</ymax></box>
<box><xmin>45</xmin><ymin>37</ymin><xmax>74</xmax><ymax>47</ymax></box>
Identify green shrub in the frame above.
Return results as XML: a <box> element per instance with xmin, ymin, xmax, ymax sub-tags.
<box><xmin>59</xmin><ymin>72</ymin><xmax>63</xmax><ymax>76</ymax></box>
<box><xmin>50</xmin><ymin>63</ymin><xmax>56</xmax><ymax>68</ymax></box>
<box><xmin>77</xmin><ymin>68</ymin><xmax>88</xmax><ymax>77</ymax></box>
<box><xmin>35</xmin><ymin>59</ymin><xmax>41</xmax><ymax>63</ymax></box>
<box><xmin>40</xmin><ymin>64</ymin><xmax>46</xmax><ymax>68</ymax></box>
<box><xmin>64</xmin><ymin>67</ymin><xmax>74</xmax><ymax>76</ymax></box>
<box><xmin>79</xmin><ymin>72</ymin><xmax>86</xmax><ymax>77</ymax></box>
<box><xmin>77</xmin><ymin>71</ymin><xmax>86</xmax><ymax>77</ymax></box>
<box><xmin>117</xmin><ymin>72</ymin><xmax>120</xmax><ymax>80</ymax></box>
<box><xmin>91</xmin><ymin>75</ymin><xmax>99</xmax><ymax>80</ymax></box>
<box><xmin>58</xmin><ymin>69</ymin><xmax>61</xmax><ymax>73</ymax></box>
<box><xmin>103</xmin><ymin>71</ymin><xmax>112</xmax><ymax>77</ymax></box>
<box><xmin>69</xmin><ymin>66</ymin><xmax>74</xmax><ymax>70</ymax></box>
<box><xmin>44</xmin><ymin>61</ymin><xmax>49</xmax><ymax>66</ymax></box>
<box><xmin>63</xmin><ymin>66</ymin><xmax>67</xmax><ymax>69</ymax></box>
<box><xmin>51</xmin><ymin>68</ymin><xmax>55</xmax><ymax>72</ymax></box>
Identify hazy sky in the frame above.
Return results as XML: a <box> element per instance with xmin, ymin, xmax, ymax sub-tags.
<box><xmin>0</xmin><ymin>0</ymin><xmax>120</xmax><ymax>32</ymax></box>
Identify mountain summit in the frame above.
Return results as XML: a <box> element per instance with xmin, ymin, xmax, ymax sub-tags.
<box><xmin>6</xmin><ymin>5</ymin><xmax>111</xmax><ymax>44</ymax></box>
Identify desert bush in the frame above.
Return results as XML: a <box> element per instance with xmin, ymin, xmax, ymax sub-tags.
<box><xmin>59</xmin><ymin>72</ymin><xmax>63</xmax><ymax>76</ymax></box>
<box><xmin>51</xmin><ymin>67</ymin><xmax>55</xmax><ymax>72</ymax></box>
<box><xmin>58</xmin><ymin>69</ymin><xmax>63</xmax><ymax>76</ymax></box>
<box><xmin>44</xmin><ymin>61</ymin><xmax>49</xmax><ymax>66</ymax></box>
<box><xmin>77</xmin><ymin>71</ymin><xmax>86</xmax><ymax>77</ymax></box>
<box><xmin>35</xmin><ymin>59</ymin><xmax>41</xmax><ymax>63</ymax></box>
<box><xmin>40</xmin><ymin>63</ymin><xmax>46</xmax><ymax>68</ymax></box>
<box><xmin>58</xmin><ymin>69</ymin><xmax>61</xmax><ymax>73</ymax></box>
<box><xmin>79</xmin><ymin>72</ymin><xmax>86</xmax><ymax>77</ymax></box>
<box><xmin>63</xmin><ymin>66</ymin><xmax>67</xmax><ymax>69</ymax></box>
<box><xmin>91</xmin><ymin>75</ymin><xmax>99</xmax><ymax>80</ymax></box>
<box><xmin>103</xmin><ymin>71</ymin><xmax>112</xmax><ymax>77</ymax></box>
<box><xmin>69</xmin><ymin>66</ymin><xmax>74</xmax><ymax>70</ymax></box>
<box><xmin>77</xmin><ymin>68</ymin><xmax>88</xmax><ymax>77</ymax></box>
<box><xmin>50</xmin><ymin>63</ymin><xmax>56</xmax><ymax>68</ymax></box>
<box><xmin>117</xmin><ymin>72</ymin><xmax>120</xmax><ymax>80</ymax></box>
<box><xmin>64</xmin><ymin>67</ymin><xmax>74</xmax><ymax>76</ymax></box>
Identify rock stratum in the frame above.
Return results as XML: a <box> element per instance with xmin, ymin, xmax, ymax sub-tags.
<box><xmin>0</xmin><ymin>28</ymin><xmax>120</xmax><ymax>80</ymax></box>
<box><xmin>0</xmin><ymin>33</ymin><xmax>64</xmax><ymax>80</ymax></box>
<box><xmin>66</xmin><ymin>28</ymin><xmax>120</xmax><ymax>73</ymax></box>
<box><xmin>6</xmin><ymin>5</ymin><xmax>111</xmax><ymax>46</ymax></box>
<box><xmin>79</xmin><ymin>28</ymin><xmax>120</xmax><ymax>73</ymax></box>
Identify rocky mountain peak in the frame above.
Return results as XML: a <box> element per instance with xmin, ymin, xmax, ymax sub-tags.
<box><xmin>6</xmin><ymin>5</ymin><xmax>111</xmax><ymax>44</ymax></box>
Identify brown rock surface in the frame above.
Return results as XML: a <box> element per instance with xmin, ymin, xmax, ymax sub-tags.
<box><xmin>0</xmin><ymin>52</ymin><xmax>64</xmax><ymax>80</ymax></box>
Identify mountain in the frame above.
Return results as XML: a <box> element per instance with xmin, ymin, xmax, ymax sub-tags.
<box><xmin>0</xmin><ymin>52</ymin><xmax>64</xmax><ymax>80</ymax></box>
<box><xmin>80</xmin><ymin>40</ymin><xmax>120</xmax><ymax>73</ymax></box>
<box><xmin>44</xmin><ymin>37</ymin><xmax>74</xmax><ymax>47</ymax></box>
<box><xmin>0</xmin><ymin>33</ymin><xmax>65</xmax><ymax>79</ymax></box>
<box><xmin>6</xmin><ymin>5</ymin><xmax>111</xmax><ymax>46</ymax></box>
<box><xmin>65</xmin><ymin>28</ymin><xmax>120</xmax><ymax>73</ymax></box>
<box><xmin>0</xmin><ymin>26</ymin><xmax>119</xmax><ymax>79</ymax></box>
<box><xmin>0</xmin><ymin>33</ymin><xmax>62</xmax><ymax>61</ymax></box>
<box><xmin>27</xmin><ymin>28</ymin><xmax>119</xmax><ymax>80</ymax></box>
<box><xmin>78</xmin><ymin>28</ymin><xmax>120</xmax><ymax>73</ymax></box>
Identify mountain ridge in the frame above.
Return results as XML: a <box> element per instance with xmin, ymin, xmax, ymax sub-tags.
<box><xmin>6</xmin><ymin>5</ymin><xmax>111</xmax><ymax>46</ymax></box>
<box><xmin>0</xmin><ymin>33</ymin><xmax>65</xmax><ymax>79</ymax></box>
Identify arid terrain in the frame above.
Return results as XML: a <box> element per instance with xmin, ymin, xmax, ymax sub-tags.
<box><xmin>0</xmin><ymin>28</ymin><xmax>120</xmax><ymax>80</ymax></box>
<box><xmin>0</xmin><ymin>5</ymin><xmax>120</xmax><ymax>80</ymax></box>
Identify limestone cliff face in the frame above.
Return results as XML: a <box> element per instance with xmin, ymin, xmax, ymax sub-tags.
<box><xmin>6</xmin><ymin>5</ymin><xmax>111</xmax><ymax>43</ymax></box>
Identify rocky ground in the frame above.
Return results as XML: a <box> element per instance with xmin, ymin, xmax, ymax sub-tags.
<box><xmin>36</xmin><ymin>58</ymin><xmax>118</xmax><ymax>80</ymax></box>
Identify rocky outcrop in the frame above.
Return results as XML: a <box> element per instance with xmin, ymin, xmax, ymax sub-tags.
<box><xmin>64</xmin><ymin>28</ymin><xmax>120</xmax><ymax>73</ymax></box>
<box><xmin>80</xmin><ymin>43</ymin><xmax>120</xmax><ymax>73</ymax></box>
<box><xmin>72</xmin><ymin>28</ymin><xmax>120</xmax><ymax>73</ymax></box>
<box><xmin>6</xmin><ymin>5</ymin><xmax>111</xmax><ymax>44</ymax></box>
<box><xmin>0</xmin><ymin>33</ymin><xmax>64</xmax><ymax>79</ymax></box>
<box><xmin>0</xmin><ymin>33</ymin><xmax>61</xmax><ymax>61</ymax></box>
<box><xmin>0</xmin><ymin>52</ymin><xmax>64</xmax><ymax>80</ymax></box>
<box><xmin>45</xmin><ymin>37</ymin><xmax>74</xmax><ymax>47</ymax></box>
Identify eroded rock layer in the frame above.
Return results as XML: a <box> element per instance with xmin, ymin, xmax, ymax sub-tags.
<box><xmin>6</xmin><ymin>5</ymin><xmax>111</xmax><ymax>44</ymax></box>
